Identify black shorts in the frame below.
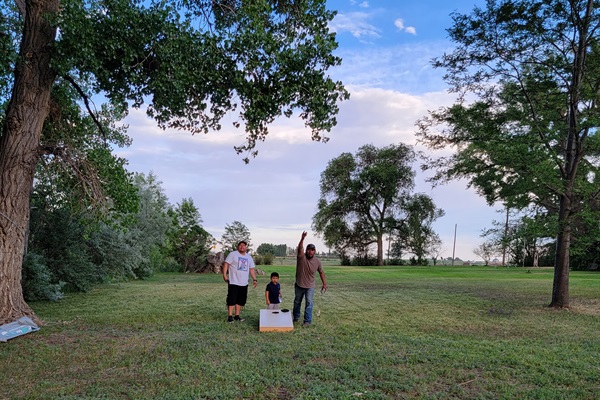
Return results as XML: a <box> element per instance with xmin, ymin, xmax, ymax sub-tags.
<box><xmin>226</xmin><ymin>284</ymin><xmax>248</xmax><ymax>306</ymax></box>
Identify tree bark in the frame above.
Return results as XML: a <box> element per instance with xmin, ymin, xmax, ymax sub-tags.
<box><xmin>376</xmin><ymin>233</ymin><xmax>383</xmax><ymax>266</ymax></box>
<box><xmin>0</xmin><ymin>0</ymin><xmax>58</xmax><ymax>325</ymax></box>
<box><xmin>551</xmin><ymin>194</ymin><xmax>571</xmax><ymax>308</ymax></box>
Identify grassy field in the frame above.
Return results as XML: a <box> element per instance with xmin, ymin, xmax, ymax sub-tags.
<box><xmin>2</xmin><ymin>265</ymin><xmax>599</xmax><ymax>399</ymax></box>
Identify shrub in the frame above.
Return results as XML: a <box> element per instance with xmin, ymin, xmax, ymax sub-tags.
<box><xmin>263</xmin><ymin>253</ymin><xmax>274</xmax><ymax>265</ymax></box>
<box><xmin>351</xmin><ymin>256</ymin><xmax>378</xmax><ymax>266</ymax></box>
<box><xmin>388</xmin><ymin>258</ymin><xmax>404</xmax><ymax>266</ymax></box>
<box><xmin>22</xmin><ymin>252</ymin><xmax>65</xmax><ymax>302</ymax></box>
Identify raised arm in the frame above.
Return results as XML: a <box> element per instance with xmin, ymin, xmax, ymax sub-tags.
<box><xmin>297</xmin><ymin>231</ymin><xmax>308</xmax><ymax>256</ymax></box>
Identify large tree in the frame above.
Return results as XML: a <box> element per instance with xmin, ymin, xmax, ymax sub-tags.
<box><xmin>0</xmin><ymin>0</ymin><xmax>348</xmax><ymax>324</ymax></box>
<box><xmin>400</xmin><ymin>194</ymin><xmax>445</xmax><ymax>265</ymax></box>
<box><xmin>313</xmin><ymin>143</ymin><xmax>443</xmax><ymax>266</ymax></box>
<box><xmin>416</xmin><ymin>0</ymin><xmax>600</xmax><ymax>308</ymax></box>
<box><xmin>167</xmin><ymin>198</ymin><xmax>213</xmax><ymax>273</ymax></box>
<box><xmin>221</xmin><ymin>220</ymin><xmax>251</xmax><ymax>253</ymax></box>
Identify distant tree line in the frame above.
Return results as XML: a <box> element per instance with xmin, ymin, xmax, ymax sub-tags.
<box><xmin>256</xmin><ymin>243</ymin><xmax>290</xmax><ymax>257</ymax></box>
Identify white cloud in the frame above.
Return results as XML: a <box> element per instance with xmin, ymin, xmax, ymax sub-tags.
<box><xmin>330</xmin><ymin>12</ymin><xmax>380</xmax><ymax>39</ymax></box>
<box><xmin>394</xmin><ymin>18</ymin><xmax>405</xmax><ymax>30</ymax></box>
<box><xmin>332</xmin><ymin>43</ymin><xmax>450</xmax><ymax>93</ymax></box>
<box><xmin>359</xmin><ymin>1</ymin><xmax>369</xmax><ymax>8</ymax></box>
<box><xmin>394</xmin><ymin>18</ymin><xmax>417</xmax><ymax>35</ymax></box>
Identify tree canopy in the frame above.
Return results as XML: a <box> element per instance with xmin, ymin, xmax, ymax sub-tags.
<box><xmin>167</xmin><ymin>198</ymin><xmax>214</xmax><ymax>273</ymax></box>
<box><xmin>256</xmin><ymin>243</ymin><xmax>288</xmax><ymax>257</ymax></box>
<box><xmin>416</xmin><ymin>0</ymin><xmax>600</xmax><ymax>308</ymax></box>
<box><xmin>221</xmin><ymin>220</ymin><xmax>252</xmax><ymax>253</ymax></box>
<box><xmin>313</xmin><ymin>143</ymin><xmax>444</xmax><ymax>266</ymax></box>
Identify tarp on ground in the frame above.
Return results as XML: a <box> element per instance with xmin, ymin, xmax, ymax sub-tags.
<box><xmin>0</xmin><ymin>316</ymin><xmax>40</xmax><ymax>342</ymax></box>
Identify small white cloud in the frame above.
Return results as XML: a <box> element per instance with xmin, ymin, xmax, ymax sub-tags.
<box><xmin>394</xmin><ymin>18</ymin><xmax>416</xmax><ymax>35</ymax></box>
<box><xmin>359</xmin><ymin>1</ymin><xmax>369</xmax><ymax>8</ymax></box>
<box><xmin>394</xmin><ymin>18</ymin><xmax>405</xmax><ymax>30</ymax></box>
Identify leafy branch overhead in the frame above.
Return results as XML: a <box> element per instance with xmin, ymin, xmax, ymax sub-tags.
<box><xmin>53</xmin><ymin>0</ymin><xmax>349</xmax><ymax>161</ymax></box>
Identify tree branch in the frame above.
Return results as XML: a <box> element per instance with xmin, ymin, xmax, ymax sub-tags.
<box><xmin>62</xmin><ymin>74</ymin><xmax>107</xmax><ymax>141</ymax></box>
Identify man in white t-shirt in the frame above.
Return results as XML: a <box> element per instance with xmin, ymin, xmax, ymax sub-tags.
<box><xmin>222</xmin><ymin>241</ymin><xmax>257</xmax><ymax>323</ymax></box>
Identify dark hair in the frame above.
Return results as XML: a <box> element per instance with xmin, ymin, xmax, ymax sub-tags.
<box><xmin>270</xmin><ymin>272</ymin><xmax>279</xmax><ymax>278</ymax></box>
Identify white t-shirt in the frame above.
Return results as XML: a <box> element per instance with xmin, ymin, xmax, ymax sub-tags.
<box><xmin>225</xmin><ymin>251</ymin><xmax>255</xmax><ymax>286</ymax></box>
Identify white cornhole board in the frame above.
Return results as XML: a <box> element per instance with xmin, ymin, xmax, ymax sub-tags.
<box><xmin>259</xmin><ymin>309</ymin><xmax>294</xmax><ymax>332</ymax></box>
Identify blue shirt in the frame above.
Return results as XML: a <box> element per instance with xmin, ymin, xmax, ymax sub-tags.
<box><xmin>266</xmin><ymin>282</ymin><xmax>280</xmax><ymax>303</ymax></box>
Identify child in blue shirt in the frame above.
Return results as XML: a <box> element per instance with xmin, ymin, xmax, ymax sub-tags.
<box><xmin>265</xmin><ymin>272</ymin><xmax>282</xmax><ymax>309</ymax></box>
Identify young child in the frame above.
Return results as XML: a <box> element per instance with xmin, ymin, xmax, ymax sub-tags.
<box><xmin>265</xmin><ymin>272</ymin><xmax>282</xmax><ymax>310</ymax></box>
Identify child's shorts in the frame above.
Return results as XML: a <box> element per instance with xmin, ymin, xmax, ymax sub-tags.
<box><xmin>267</xmin><ymin>303</ymin><xmax>280</xmax><ymax>310</ymax></box>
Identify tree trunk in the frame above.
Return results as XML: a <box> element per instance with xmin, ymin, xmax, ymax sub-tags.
<box><xmin>0</xmin><ymin>0</ymin><xmax>58</xmax><ymax>325</ymax></box>
<box><xmin>550</xmin><ymin>193</ymin><xmax>571</xmax><ymax>308</ymax></box>
<box><xmin>376</xmin><ymin>234</ymin><xmax>383</xmax><ymax>266</ymax></box>
<box><xmin>549</xmin><ymin>0</ymin><xmax>594</xmax><ymax>309</ymax></box>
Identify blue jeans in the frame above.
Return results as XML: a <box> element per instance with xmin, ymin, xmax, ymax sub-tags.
<box><xmin>293</xmin><ymin>284</ymin><xmax>315</xmax><ymax>324</ymax></box>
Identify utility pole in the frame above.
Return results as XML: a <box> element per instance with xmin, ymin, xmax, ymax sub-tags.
<box><xmin>452</xmin><ymin>224</ymin><xmax>457</xmax><ymax>266</ymax></box>
<box><xmin>502</xmin><ymin>207</ymin><xmax>509</xmax><ymax>267</ymax></box>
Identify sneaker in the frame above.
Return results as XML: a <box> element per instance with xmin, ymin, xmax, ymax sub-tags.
<box><xmin>293</xmin><ymin>319</ymin><xmax>299</xmax><ymax>323</ymax></box>
<box><xmin>303</xmin><ymin>322</ymin><xmax>311</xmax><ymax>327</ymax></box>
<box><xmin>227</xmin><ymin>316</ymin><xmax>234</xmax><ymax>323</ymax></box>
<box><xmin>234</xmin><ymin>315</ymin><xmax>245</xmax><ymax>322</ymax></box>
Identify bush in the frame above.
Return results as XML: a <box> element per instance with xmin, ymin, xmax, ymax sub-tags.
<box><xmin>387</xmin><ymin>258</ymin><xmax>404</xmax><ymax>266</ymax></box>
<box><xmin>150</xmin><ymin>245</ymin><xmax>181</xmax><ymax>272</ymax></box>
<box><xmin>22</xmin><ymin>252</ymin><xmax>65</xmax><ymax>302</ymax></box>
<box><xmin>263</xmin><ymin>253</ymin><xmax>274</xmax><ymax>265</ymax></box>
<box><xmin>254</xmin><ymin>254</ymin><xmax>263</xmax><ymax>265</ymax></box>
<box><xmin>408</xmin><ymin>257</ymin><xmax>429</xmax><ymax>266</ymax></box>
<box><xmin>351</xmin><ymin>256</ymin><xmax>378</xmax><ymax>266</ymax></box>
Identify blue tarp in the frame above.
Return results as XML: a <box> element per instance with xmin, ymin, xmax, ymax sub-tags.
<box><xmin>0</xmin><ymin>316</ymin><xmax>40</xmax><ymax>342</ymax></box>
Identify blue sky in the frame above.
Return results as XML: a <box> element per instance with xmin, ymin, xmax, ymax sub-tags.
<box><xmin>116</xmin><ymin>0</ymin><xmax>499</xmax><ymax>261</ymax></box>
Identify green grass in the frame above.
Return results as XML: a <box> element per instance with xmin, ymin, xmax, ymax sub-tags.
<box><xmin>2</xmin><ymin>266</ymin><xmax>599</xmax><ymax>399</ymax></box>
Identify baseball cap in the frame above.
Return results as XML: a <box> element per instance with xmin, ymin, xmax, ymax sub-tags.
<box><xmin>306</xmin><ymin>243</ymin><xmax>316</xmax><ymax>250</ymax></box>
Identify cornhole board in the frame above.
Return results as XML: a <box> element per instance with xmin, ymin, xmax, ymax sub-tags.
<box><xmin>259</xmin><ymin>309</ymin><xmax>294</xmax><ymax>332</ymax></box>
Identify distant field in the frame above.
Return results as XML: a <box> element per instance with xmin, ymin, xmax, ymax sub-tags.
<box><xmin>269</xmin><ymin>256</ymin><xmax>341</xmax><ymax>267</ymax></box>
<box><xmin>2</xmin><ymin>266</ymin><xmax>598</xmax><ymax>399</ymax></box>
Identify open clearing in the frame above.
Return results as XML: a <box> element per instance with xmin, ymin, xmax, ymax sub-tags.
<box><xmin>2</xmin><ymin>266</ymin><xmax>598</xmax><ymax>399</ymax></box>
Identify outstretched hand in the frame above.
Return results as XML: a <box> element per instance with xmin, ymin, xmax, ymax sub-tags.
<box><xmin>301</xmin><ymin>231</ymin><xmax>308</xmax><ymax>240</ymax></box>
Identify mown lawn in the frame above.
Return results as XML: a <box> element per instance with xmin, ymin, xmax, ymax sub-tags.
<box><xmin>2</xmin><ymin>266</ymin><xmax>599</xmax><ymax>399</ymax></box>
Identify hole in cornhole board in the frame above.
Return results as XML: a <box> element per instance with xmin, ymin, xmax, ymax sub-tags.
<box><xmin>259</xmin><ymin>309</ymin><xmax>294</xmax><ymax>332</ymax></box>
